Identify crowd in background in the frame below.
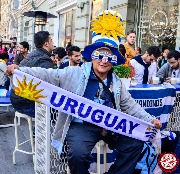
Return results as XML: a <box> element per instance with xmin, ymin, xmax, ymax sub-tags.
<box><xmin>1</xmin><ymin>30</ymin><xmax>180</xmax><ymax>96</ymax></box>
<box><xmin>1</xmin><ymin>29</ymin><xmax>180</xmax><ymax>173</ymax></box>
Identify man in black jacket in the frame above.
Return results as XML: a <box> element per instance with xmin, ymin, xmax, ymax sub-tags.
<box><xmin>10</xmin><ymin>31</ymin><xmax>54</xmax><ymax>117</ymax></box>
<box><xmin>59</xmin><ymin>46</ymin><xmax>83</xmax><ymax>69</ymax></box>
<box><xmin>14</xmin><ymin>41</ymin><xmax>29</xmax><ymax>65</ymax></box>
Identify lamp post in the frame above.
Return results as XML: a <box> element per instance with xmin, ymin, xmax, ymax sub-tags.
<box><xmin>23</xmin><ymin>10</ymin><xmax>57</xmax><ymax>31</ymax></box>
<box><xmin>22</xmin><ymin>11</ymin><xmax>57</xmax><ymax>50</ymax></box>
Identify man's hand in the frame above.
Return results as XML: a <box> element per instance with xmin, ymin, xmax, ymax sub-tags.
<box><xmin>164</xmin><ymin>77</ymin><xmax>171</xmax><ymax>83</ymax></box>
<box><xmin>6</xmin><ymin>64</ymin><xmax>19</xmax><ymax>76</ymax></box>
<box><xmin>152</xmin><ymin>119</ymin><xmax>162</xmax><ymax>129</ymax></box>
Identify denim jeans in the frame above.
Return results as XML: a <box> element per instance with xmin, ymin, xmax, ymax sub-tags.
<box><xmin>66</xmin><ymin>122</ymin><xmax>144</xmax><ymax>174</ymax></box>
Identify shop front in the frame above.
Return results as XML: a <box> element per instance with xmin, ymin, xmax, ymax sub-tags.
<box><xmin>137</xmin><ymin>0</ymin><xmax>179</xmax><ymax>51</ymax></box>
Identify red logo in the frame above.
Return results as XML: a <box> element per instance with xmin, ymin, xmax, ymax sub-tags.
<box><xmin>158</xmin><ymin>152</ymin><xmax>179</xmax><ymax>173</ymax></box>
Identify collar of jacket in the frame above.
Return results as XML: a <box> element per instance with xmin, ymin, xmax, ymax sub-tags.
<box><xmin>37</xmin><ymin>48</ymin><xmax>52</xmax><ymax>57</ymax></box>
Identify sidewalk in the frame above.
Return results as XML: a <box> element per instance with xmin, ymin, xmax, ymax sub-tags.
<box><xmin>0</xmin><ymin>106</ymin><xmax>34</xmax><ymax>174</ymax></box>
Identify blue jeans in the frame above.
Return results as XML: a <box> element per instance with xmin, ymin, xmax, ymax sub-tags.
<box><xmin>66</xmin><ymin>122</ymin><xmax>144</xmax><ymax>174</ymax></box>
<box><xmin>14</xmin><ymin>107</ymin><xmax>35</xmax><ymax>118</ymax></box>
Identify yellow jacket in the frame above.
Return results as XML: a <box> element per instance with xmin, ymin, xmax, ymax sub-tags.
<box><xmin>123</xmin><ymin>43</ymin><xmax>136</xmax><ymax>59</ymax></box>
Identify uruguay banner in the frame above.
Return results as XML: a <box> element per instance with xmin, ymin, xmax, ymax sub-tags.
<box><xmin>13</xmin><ymin>70</ymin><xmax>157</xmax><ymax>141</ymax></box>
<box><xmin>128</xmin><ymin>84</ymin><xmax>176</xmax><ymax>130</ymax></box>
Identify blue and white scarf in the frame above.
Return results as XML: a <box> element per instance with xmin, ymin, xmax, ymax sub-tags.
<box><xmin>12</xmin><ymin>70</ymin><xmax>158</xmax><ymax>142</ymax></box>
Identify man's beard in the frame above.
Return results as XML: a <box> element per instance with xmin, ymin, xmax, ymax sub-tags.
<box><xmin>128</xmin><ymin>42</ymin><xmax>135</xmax><ymax>46</ymax></box>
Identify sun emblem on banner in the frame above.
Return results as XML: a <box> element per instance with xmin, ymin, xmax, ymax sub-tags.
<box><xmin>14</xmin><ymin>76</ymin><xmax>46</xmax><ymax>103</ymax></box>
<box><xmin>145</xmin><ymin>126</ymin><xmax>157</xmax><ymax>139</ymax></box>
<box><xmin>146</xmin><ymin>126</ymin><xmax>152</xmax><ymax>131</ymax></box>
<box><xmin>91</xmin><ymin>10</ymin><xmax>126</xmax><ymax>40</ymax></box>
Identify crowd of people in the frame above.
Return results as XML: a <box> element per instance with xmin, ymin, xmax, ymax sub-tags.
<box><xmin>1</xmin><ymin>9</ymin><xmax>180</xmax><ymax>174</ymax></box>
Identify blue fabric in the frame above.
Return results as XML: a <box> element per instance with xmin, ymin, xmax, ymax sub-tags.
<box><xmin>0</xmin><ymin>89</ymin><xmax>11</xmax><ymax>104</ymax></box>
<box><xmin>59</xmin><ymin>61</ymin><xmax>69</xmax><ymax>69</ymax></box>
<box><xmin>59</xmin><ymin>61</ymin><xmax>83</xmax><ymax>69</ymax></box>
<box><xmin>91</xmin><ymin>142</ymin><xmax>157</xmax><ymax>174</ymax></box>
<box><xmin>135</xmin><ymin>142</ymin><xmax>157</xmax><ymax>174</ymax></box>
<box><xmin>83</xmin><ymin>70</ymin><xmax>99</xmax><ymax>101</ymax></box>
<box><xmin>128</xmin><ymin>85</ymin><xmax>176</xmax><ymax>130</ymax></box>
<box><xmin>92</xmin><ymin>32</ymin><xmax>122</xmax><ymax>43</ymax></box>
<box><xmin>91</xmin><ymin>151</ymin><xmax>117</xmax><ymax>164</ymax></box>
<box><xmin>0</xmin><ymin>97</ymin><xmax>11</xmax><ymax>104</ymax></box>
<box><xmin>51</xmin><ymin>139</ymin><xmax>64</xmax><ymax>155</ymax></box>
<box><xmin>174</xmin><ymin>138</ymin><xmax>180</xmax><ymax>173</ymax></box>
<box><xmin>13</xmin><ymin>107</ymin><xmax>35</xmax><ymax>118</ymax></box>
<box><xmin>129</xmin><ymin>87</ymin><xmax>175</xmax><ymax>99</ymax></box>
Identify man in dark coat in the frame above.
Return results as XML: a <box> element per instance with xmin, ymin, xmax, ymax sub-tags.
<box><xmin>14</xmin><ymin>41</ymin><xmax>29</xmax><ymax>65</ymax></box>
<box><xmin>10</xmin><ymin>31</ymin><xmax>54</xmax><ymax>117</ymax></box>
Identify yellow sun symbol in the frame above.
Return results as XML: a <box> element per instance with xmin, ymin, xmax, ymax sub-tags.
<box><xmin>14</xmin><ymin>75</ymin><xmax>46</xmax><ymax>103</ymax></box>
<box><xmin>91</xmin><ymin>10</ymin><xmax>126</xmax><ymax>40</ymax></box>
<box><xmin>146</xmin><ymin>126</ymin><xmax>152</xmax><ymax>131</ymax></box>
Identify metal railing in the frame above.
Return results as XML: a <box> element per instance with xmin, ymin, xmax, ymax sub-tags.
<box><xmin>35</xmin><ymin>91</ymin><xmax>180</xmax><ymax>174</ymax></box>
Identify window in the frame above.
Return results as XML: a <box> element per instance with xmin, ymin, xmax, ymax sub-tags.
<box><xmin>59</xmin><ymin>9</ymin><xmax>76</xmax><ymax>47</ymax></box>
<box><xmin>23</xmin><ymin>21</ymin><xmax>29</xmax><ymax>41</ymax></box>
<box><xmin>138</xmin><ymin>0</ymin><xmax>179</xmax><ymax>51</ymax></box>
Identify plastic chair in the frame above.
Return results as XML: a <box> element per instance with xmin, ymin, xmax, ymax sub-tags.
<box><xmin>67</xmin><ymin>140</ymin><xmax>107</xmax><ymax>174</ymax></box>
<box><xmin>13</xmin><ymin>111</ymin><xmax>35</xmax><ymax>164</ymax></box>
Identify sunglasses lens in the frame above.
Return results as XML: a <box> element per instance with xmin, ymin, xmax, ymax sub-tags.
<box><xmin>98</xmin><ymin>55</ymin><xmax>103</xmax><ymax>59</ymax></box>
<box><xmin>92</xmin><ymin>52</ymin><xmax>117</xmax><ymax>64</ymax></box>
<box><xmin>108</xmin><ymin>57</ymin><xmax>112</xmax><ymax>61</ymax></box>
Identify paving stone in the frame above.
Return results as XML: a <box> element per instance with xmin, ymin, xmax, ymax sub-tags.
<box><xmin>0</xmin><ymin>106</ymin><xmax>34</xmax><ymax>174</ymax></box>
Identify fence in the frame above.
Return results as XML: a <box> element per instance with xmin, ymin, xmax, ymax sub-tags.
<box><xmin>35</xmin><ymin>92</ymin><xmax>180</xmax><ymax>174</ymax></box>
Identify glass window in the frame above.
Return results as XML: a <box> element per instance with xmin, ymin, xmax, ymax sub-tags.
<box><xmin>138</xmin><ymin>0</ymin><xmax>179</xmax><ymax>51</ymax></box>
<box><xmin>92</xmin><ymin>0</ymin><xmax>104</xmax><ymax>20</ymax></box>
<box><xmin>89</xmin><ymin>0</ymin><xmax>104</xmax><ymax>43</ymax></box>
<box><xmin>59</xmin><ymin>9</ymin><xmax>76</xmax><ymax>48</ymax></box>
<box><xmin>23</xmin><ymin>22</ymin><xmax>29</xmax><ymax>41</ymax></box>
<box><xmin>59</xmin><ymin>13</ymin><xmax>66</xmax><ymax>47</ymax></box>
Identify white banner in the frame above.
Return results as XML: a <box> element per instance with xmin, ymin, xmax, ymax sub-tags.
<box><xmin>13</xmin><ymin>70</ymin><xmax>157</xmax><ymax>141</ymax></box>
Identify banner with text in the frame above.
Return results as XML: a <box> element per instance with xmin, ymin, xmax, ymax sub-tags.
<box><xmin>13</xmin><ymin>70</ymin><xmax>157</xmax><ymax>141</ymax></box>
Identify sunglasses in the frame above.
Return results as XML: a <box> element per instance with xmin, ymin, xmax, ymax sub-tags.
<box><xmin>92</xmin><ymin>51</ymin><xmax>117</xmax><ymax>65</ymax></box>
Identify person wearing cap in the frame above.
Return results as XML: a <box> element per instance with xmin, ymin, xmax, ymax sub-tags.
<box><xmin>6</xmin><ymin>10</ymin><xmax>162</xmax><ymax>174</ymax></box>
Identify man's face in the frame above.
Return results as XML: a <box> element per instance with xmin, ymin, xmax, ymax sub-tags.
<box><xmin>46</xmin><ymin>36</ymin><xmax>54</xmax><ymax>52</ymax></box>
<box><xmin>11</xmin><ymin>43</ymin><xmax>15</xmax><ymax>48</ymax></box>
<box><xmin>144</xmin><ymin>52</ymin><xmax>156</xmax><ymax>64</ymax></box>
<box><xmin>92</xmin><ymin>48</ymin><xmax>113</xmax><ymax>76</ymax></box>
<box><xmin>168</xmin><ymin>57</ymin><xmax>180</xmax><ymax>69</ymax></box>
<box><xmin>163</xmin><ymin>49</ymin><xmax>169</xmax><ymax>58</ymax></box>
<box><xmin>69</xmin><ymin>51</ymin><xmax>81</xmax><ymax>65</ymax></box>
<box><xmin>126</xmin><ymin>33</ymin><xmax>136</xmax><ymax>45</ymax></box>
<box><xmin>18</xmin><ymin>44</ymin><xmax>27</xmax><ymax>54</ymax></box>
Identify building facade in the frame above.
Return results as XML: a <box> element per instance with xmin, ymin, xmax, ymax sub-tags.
<box><xmin>0</xmin><ymin>0</ymin><xmax>19</xmax><ymax>40</ymax></box>
<box><xmin>1</xmin><ymin>0</ymin><xmax>179</xmax><ymax>52</ymax></box>
<box><xmin>0</xmin><ymin>0</ymin><xmax>11</xmax><ymax>38</ymax></box>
